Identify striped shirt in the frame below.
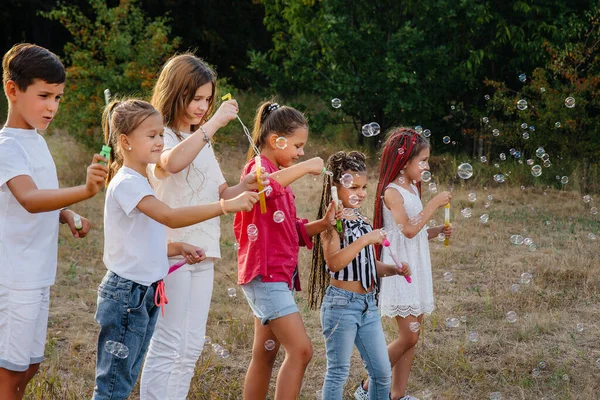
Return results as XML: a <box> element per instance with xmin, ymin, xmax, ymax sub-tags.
<box><xmin>326</xmin><ymin>215</ymin><xmax>378</xmax><ymax>291</ymax></box>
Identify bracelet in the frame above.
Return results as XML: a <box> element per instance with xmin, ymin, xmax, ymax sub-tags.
<box><xmin>199</xmin><ymin>126</ymin><xmax>210</xmax><ymax>147</ymax></box>
<box><xmin>59</xmin><ymin>207</ymin><xmax>69</xmax><ymax>224</ymax></box>
<box><xmin>220</xmin><ymin>198</ymin><xmax>228</xmax><ymax>215</ymax></box>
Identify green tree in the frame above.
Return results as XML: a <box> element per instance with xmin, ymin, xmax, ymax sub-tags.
<box><xmin>43</xmin><ymin>0</ymin><xmax>180</xmax><ymax>148</ymax></box>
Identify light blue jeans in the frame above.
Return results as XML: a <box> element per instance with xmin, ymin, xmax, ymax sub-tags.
<box><xmin>92</xmin><ymin>271</ymin><xmax>160</xmax><ymax>400</ymax></box>
<box><xmin>321</xmin><ymin>285</ymin><xmax>391</xmax><ymax>399</ymax></box>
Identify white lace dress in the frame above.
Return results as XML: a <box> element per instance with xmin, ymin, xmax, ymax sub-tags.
<box><xmin>379</xmin><ymin>183</ymin><xmax>434</xmax><ymax>318</ymax></box>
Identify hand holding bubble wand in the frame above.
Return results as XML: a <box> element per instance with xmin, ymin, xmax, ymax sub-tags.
<box><xmin>381</xmin><ymin>230</ymin><xmax>412</xmax><ymax>283</ymax></box>
<box><xmin>98</xmin><ymin>89</ymin><xmax>112</xmax><ymax>166</ymax></box>
<box><xmin>222</xmin><ymin>93</ymin><xmax>267</xmax><ymax>214</ymax></box>
<box><xmin>167</xmin><ymin>249</ymin><xmax>206</xmax><ymax>275</ymax></box>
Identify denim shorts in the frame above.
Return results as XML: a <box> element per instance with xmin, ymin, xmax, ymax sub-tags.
<box><xmin>241</xmin><ymin>276</ymin><xmax>299</xmax><ymax>325</ymax></box>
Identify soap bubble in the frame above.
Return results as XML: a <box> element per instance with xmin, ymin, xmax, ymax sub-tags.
<box><xmin>340</xmin><ymin>173</ymin><xmax>353</xmax><ymax>188</ymax></box>
<box><xmin>522</xmin><ymin>132</ymin><xmax>529</xmax><ymax>140</ymax></box>
<box><xmin>506</xmin><ymin>311</ymin><xmax>518</xmax><ymax>323</ymax></box>
<box><xmin>460</xmin><ymin>316</ymin><xmax>467</xmax><ymax>323</ymax></box>
<box><xmin>437</xmin><ymin>232</ymin><xmax>446</xmax><ymax>242</ymax></box>
<box><xmin>564</xmin><ymin>96</ymin><xmax>575</xmax><ymax>108</ymax></box>
<box><xmin>509</xmin><ymin>148</ymin><xmax>516</xmax><ymax>156</ymax></box>
<box><xmin>410</xmin><ymin>215</ymin><xmax>423</xmax><ymax>226</ymax></box>
<box><xmin>273</xmin><ymin>210</ymin><xmax>285</xmax><ymax>223</ymax></box>
<box><xmin>511</xmin><ymin>284</ymin><xmax>520</xmax><ymax>293</ymax></box>
<box><xmin>227</xmin><ymin>288</ymin><xmax>237</xmax><ymax>297</ymax></box>
<box><xmin>588</xmin><ymin>233</ymin><xmax>597</xmax><ymax>240</ymax></box>
<box><xmin>443</xmin><ymin>136</ymin><xmax>451</xmax><ymax>144</ymax></box>
<box><xmin>428</xmin><ymin>219</ymin><xmax>437</xmax><ymax>227</ymax></box>
<box><xmin>484</xmin><ymin>94</ymin><xmax>490</xmax><ymax>100</ymax></box>
<box><xmin>536</xmin><ymin>147</ymin><xmax>545</xmax><ymax>158</ymax></box>
<box><xmin>560</xmin><ymin>176</ymin><xmax>569</xmax><ymax>185</ymax></box>
<box><xmin>555</xmin><ymin>121</ymin><xmax>561</xmax><ymax>128</ymax></box>
<box><xmin>520</xmin><ymin>272</ymin><xmax>532</xmax><ymax>284</ymax></box>
<box><xmin>482</xmin><ymin>117</ymin><xmax>489</xmax><ymax>124</ymax></box>
<box><xmin>368</xmin><ymin>122</ymin><xmax>381</xmax><ymax>137</ymax></box>
<box><xmin>489</xmin><ymin>392</ymin><xmax>502</xmax><ymax>400</ymax></box>
<box><xmin>543</xmin><ymin>160</ymin><xmax>552</xmax><ymax>168</ymax></box>
<box><xmin>415</xmin><ymin>126</ymin><xmax>423</xmax><ymax>134</ymax></box>
<box><xmin>468</xmin><ymin>331</ymin><xmax>479</xmax><ymax>342</ymax></box>
<box><xmin>520</xmin><ymin>122</ymin><xmax>528</xmax><ymax>129</ymax></box>
<box><xmin>518</xmin><ymin>73</ymin><xmax>527</xmax><ymax>82</ymax></box>
<box><xmin>461</xmin><ymin>208</ymin><xmax>472</xmax><ymax>218</ymax></box>
<box><xmin>510</xmin><ymin>235</ymin><xmax>524</xmax><ymax>245</ymax></box>
<box><xmin>517</xmin><ymin>99</ymin><xmax>528</xmax><ymax>110</ymax></box>
<box><xmin>428</xmin><ymin>182</ymin><xmax>438</xmax><ymax>193</ymax></box>
<box><xmin>420</xmin><ymin>171</ymin><xmax>432</xmax><ymax>182</ymax></box>
<box><xmin>538</xmin><ymin>361</ymin><xmax>547</xmax><ymax>370</ymax></box>
<box><xmin>247</xmin><ymin>224</ymin><xmax>258</xmax><ymax>241</ymax></box>
<box><xmin>409</xmin><ymin>322</ymin><xmax>421</xmax><ymax>332</ymax></box>
<box><xmin>526</xmin><ymin>159</ymin><xmax>534</xmax><ymax>166</ymax></box>
<box><xmin>275</xmin><ymin>137</ymin><xmax>288</xmax><ymax>149</ymax></box>
<box><xmin>451</xmin><ymin>105</ymin><xmax>456</xmax><ymax>110</ymax></box>
<box><xmin>422</xmin><ymin>129</ymin><xmax>431</xmax><ymax>138</ymax></box>
<box><xmin>523</xmin><ymin>238</ymin><xmax>533</xmax><ymax>246</ymax></box>
<box><xmin>596</xmin><ymin>358</ymin><xmax>600</xmax><ymax>368</ymax></box>
<box><xmin>499</xmin><ymin>153</ymin><xmax>506</xmax><ymax>161</ymax></box>
<box><xmin>264</xmin><ymin>339</ymin><xmax>276</xmax><ymax>351</ymax></box>
<box><xmin>532</xmin><ymin>368</ymin><xmax>540</xmax><ymax>377</ymax></box>
<box><xmin>480</xmin><ymin>156</ymin><xmax>488</xmax><ymax>163</ymax></box>
<box><xmin>361</xmin><ymin>124</ymin><xmax>372</xmax><ymax>137</ymax></box>
<box><xmin>418</xmin><ymin>161</ymin><xmax>427</xmax><ymax>170</ymax></box>
<box><xmin>492</xmin><ymin>129</ymin><xmax>500</xmax><ymax>137</ymax></box>
<box><xmin>445</xmin><ymin>317</ymin><xmax>459</xmax><ymax>328</ymax></box>
<box><xmin>104</xmin><ymin>341</ymin><xmax>129</xmax><ymax>359</ymax></box>
<box><xmin>480</xmin><ymin>214</ymin><xmax>489</xmax><ymax>223</ymax></box>
<box><xmin>562</xmin><ymin>374</ymin><xmax>569</xmax><ymax>381</ymax></box>
<box><xmin>576</xmin><ymin>323</ymin><xmax>584</xmax><ymax>332</ymax></box>
<box><xmin>583</xmin><ymin>194</ymin><xmax>592</xmax><ymax>203</ymax></box>
<box><xmin>457</xmin><ymin>163</ymin><xmax>473</xmax><ymax>179</ymax></box>
<box><xmin>331</xmin><ymin>98</ymin><xmax>341</xmax><ymax>108</ymax></box>
<box><xmin>398</xmin><ymin>148</ymin><xmax>405</xmax><ymax>156</ymax></box>
<box><xmin>529</xmin><ymin>125</ymin><xmax>535</xmax><ymax>131</ymax></box>
<box><xmin>468</xmin><ymin>192</ymin><xmax>477</xmax><ymax>202</ymax></box>
<box><xmin>493</xmin><ymin>174</ymin><xmax>505</xmax><ymax>183</ymax></box>
<box><xmin>349</xmin><ymin>194</ymin><xmax>360</xmax><ymax>206</ymax></box>
<box><xmin>531</xmin><ymin>165</ymin><xmax>542</xmax><ymax>177</ymax></box>
<box><xmin>443</xmin><ymin>272</ymin><xmax>453</xmax><ymax>282</ymax></box>
<box><xmin>591</xmin><ymin>207</ymin><xmax>598</xmax><ymax>215</ymax></box>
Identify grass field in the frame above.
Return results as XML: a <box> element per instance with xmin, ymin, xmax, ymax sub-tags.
<box><xmin>24</xmin><ymin>131</ymin><xmax>600</xmax><ymax>399</ymax></box>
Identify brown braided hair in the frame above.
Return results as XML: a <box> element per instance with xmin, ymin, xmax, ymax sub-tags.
<box><xmin>308</xmin><ymin>151</ymin><xmax>367</xmax><ymax>309</ymax></box>
<box><xmin>373</xmin><ymin>127</ymin><xmax>430</xmax><ymax>259</ymax></box>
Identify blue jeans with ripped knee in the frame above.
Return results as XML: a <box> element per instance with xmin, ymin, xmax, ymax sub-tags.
<box><xmin>92</xmin><ymin>271</ymin><xmax>160</xmax><ymax>400</ymax></box>
<box><xmin>321</xmin><ymin>285</ymin><xmax>391</xmax><ymax>400</ymax></box>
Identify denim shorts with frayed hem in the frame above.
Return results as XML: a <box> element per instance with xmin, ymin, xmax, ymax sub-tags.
<box><xmin>241</xmin><ymin>276</ymin><xmax>298</xmax><ymax>325</ymax></box>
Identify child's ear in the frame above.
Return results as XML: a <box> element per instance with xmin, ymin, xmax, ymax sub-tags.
<box><xmin>4</xmin><ymin>80</ymin><xmax>18</xmax><ymax>101</ymax></box>
<box><xmin>119</xmin><ymin>134</ymin><xmax>131</xmax><ymax>150</ymax></box>
<box><xmin>266</xmin><ymin>133</ymin><xmax>279</xmax><ymax>149</ymax></box>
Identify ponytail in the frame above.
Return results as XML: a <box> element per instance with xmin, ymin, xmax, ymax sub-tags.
<box><xmin>247</xmin><ymin>100</ymin><xmax>307</xmax><ymax>162</ymax></box>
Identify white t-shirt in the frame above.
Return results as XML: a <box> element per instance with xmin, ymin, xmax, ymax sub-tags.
<box><xmin>103</xmin><ymin>167</ymin><xmax>168</xmax><ymax>286</ymax></box>
<box><xmin>149</xmin><ymin>127</ymin><xmax>226</xmax><ymax>259</ymax></box>
<box><xmin>0</xmin><ymin>127</ymin><xmax>59</xmax><ymax>289</ymax></box>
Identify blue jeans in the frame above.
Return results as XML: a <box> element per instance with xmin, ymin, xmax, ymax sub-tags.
<box><xmin>321</xmin><ymin>286</ymin><xmax>391</xmax><ymax>400</ymax></box>
<box><xmin>92</xmin><ymin>271</ymin><xmax>160</xmax><ymax>400</ymax></box>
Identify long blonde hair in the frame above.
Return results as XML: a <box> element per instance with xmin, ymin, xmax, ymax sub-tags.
<box><xmin>151</xmin><ymin>52</ymin><xmax>216</xmax><ymax>139</ymax></box>
<box><xmin>103</xmin><ymin>99</ymin><xmax>160</xmax><ymax>185</ymax></box>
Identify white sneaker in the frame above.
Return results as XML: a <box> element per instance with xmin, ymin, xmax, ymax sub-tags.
<box><xmin>354</xmin><ymin>381</ymin><xmax>369</xmax><ymax>400</ymax></box>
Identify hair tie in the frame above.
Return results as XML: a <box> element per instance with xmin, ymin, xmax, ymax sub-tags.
<box><xmin>267</xmin><ymin>103</ymin><xmax>280</xmax><ymax>112</ymax></box>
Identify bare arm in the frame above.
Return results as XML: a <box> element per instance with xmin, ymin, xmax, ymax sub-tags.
<box><xmin>6</xmin><ymin>155</ymin><xmax>107</xmax><ymax>213</ymax></box>
<box><xmin>304</xmin><ymin>200</ymin><xmax>340</xmax><ymax>237</ymax></box>
<box><xmin>269</xmin><ymin>157</ymin><xmax>324</xmax><ymax>188</ymax></box>
<box><xmin>321</xmin><ymin>228</ymin><xmax>383</xmax><ymax>273</ymax></box>
<box><xmin>136</xmin><ymin>191</ymin><xmax>258</xmax><ymax>229</ymax></box>
<box><xmin>376</xmin><ymin>260</ymin><xmax>410</xmax><ymax>278</ymax></box>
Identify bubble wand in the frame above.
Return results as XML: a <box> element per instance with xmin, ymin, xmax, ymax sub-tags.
<box><xmin>167</xmin><ymin>249</ymin><xmax>206</xmax><ymax>275</ymax></box>
<box><xmin>222</xmin><ymin>93</ymin><xmax>267</xmax><ymax>214</ymax></box>
<box><xmin>382</xmin><ymin>233</ymin><xmax>412</xmax><ymax>283</ymax></box>
<box><xmin>330</xmin><ymin>186</ymin><xmax>343</xmax><ymax>233</ymax></box>
<box><xmin>444</xmin><ymin>203</ymin><xmax>450</xmax><ymax>247</ymax></box>
<box><xmin>99</xmin><ymin>89</ymin><xmax>112</xmax><ymax>166</ymax></box>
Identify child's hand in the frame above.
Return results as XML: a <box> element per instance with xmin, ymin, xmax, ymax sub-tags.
<box><xmin>364</xmin><ymin>229</ymin><xmax>387</xmax><ymax>245</ymax></box>
<box><xmin>180</xmin><ymin>244</ymin><xmax>205</xmax><ymax>265</ymax></box>
<box><xmin>86</xmin><ymin>154</ymin><xmax>109</xmax><ymax>196</ymax></box>
<box><xmin>442</xmin><ymin>224</ymin><xmax>453</xmax><ymax>239</ymax></box>
<box><xmin>323</xmin><ymin>200</ymin><xmax>343</xmax><ymax>226</ymax></box>
<box><xmin>61</xmin><ymin>210</ymin><xmax>92</xmax><ymax>238</ymax></box>
<box><xmin>305</xmin><ymin>157</ymin><xmax>325</xmax><ymax>175</ymax></box>
<box><xmin>396</xmin><ymin>261</ymin><xmax>411</xmax><ymax>277</ymax></box>
<box><xmin>244</xmin><ymin>167</ymin><xmax>270</xmax><ymax>191</ymax></box>
<box><xmin>432</xmin><ymin>191</ymin><xmax>452</xmax><ymax>208</ymax></box>
<box><xmin>211</xmin><ymin>99</ymin><xmax>239</xmax><ymax>128</ymax></box>
<box><xmin>224</xmin><ymin>191</ymin><xmax>259</xmax><ymax>213</ymax></box>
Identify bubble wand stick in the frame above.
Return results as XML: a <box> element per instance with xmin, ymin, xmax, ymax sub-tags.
<box><xmin>444</xmin><ymin>203</ymin><xmax>450</xmax><ymax>247</ymax></box>
<box><xmin>99</xmin><ymin>89</ymin><xmax>112</xmax><ymax>166</ymax></box>
<box><xmin>382</xmin><ymin>237</ymin><xmax>412</xmax><ymax>283</ymax></box>
<box><xmin>330</xmin><ymin>186</ymin><xmax>343</xmax><ymax>233</ymax></box>
<box><xmin>222</xmin><ymin>93</ymin><xmax>267</xmax><ymax>214</ymax></box>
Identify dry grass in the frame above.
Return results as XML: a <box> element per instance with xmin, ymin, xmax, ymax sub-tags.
<box><xmin>25</xmin><ymin>132</ymin><xmax>600</xmax><ymax>399</ymax></box>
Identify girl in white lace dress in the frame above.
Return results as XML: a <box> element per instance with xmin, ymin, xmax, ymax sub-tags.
<box><xmin>360</xmin><ymin>127</ymin><xmax>453</xmax><ymax>400</ymax></box>
<box><xmin>140</xmin><ymin>53</ymin><xmax>267</xmax><ymax>400</ymax></box>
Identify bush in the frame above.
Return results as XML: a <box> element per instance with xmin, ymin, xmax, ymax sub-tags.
<box><xmin>42</xmin><ymin>0</ymin><xmax>180</xmax><ymax>149</ymax></box>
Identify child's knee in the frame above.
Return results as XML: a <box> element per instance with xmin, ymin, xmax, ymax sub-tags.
<box><xmin>293</xmin><ymin>341</ymin><xmax>313</xmax><ymax>365</ymax></box>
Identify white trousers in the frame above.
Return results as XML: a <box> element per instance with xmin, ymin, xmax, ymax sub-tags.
<box><xmin>140</xmin><ymin>258</ymin><xmax>214</xmax><ymax>400</ymax></box>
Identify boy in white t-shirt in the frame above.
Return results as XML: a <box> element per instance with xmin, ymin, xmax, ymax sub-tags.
<box><xmin>0</xmin><ymin>43</ymin><xmax>108</xmax><ymax>399</ymax></box>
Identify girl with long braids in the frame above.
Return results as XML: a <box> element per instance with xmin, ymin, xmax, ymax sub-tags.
<box><xmin>357</xmin><ymin>128</ymin><xmax>453</xmax><ymax>400</ymax></box>
<box><xmin>308</xmin><ymin>151</ymin><xmax>411</xmax><ymax>400</ymax></box>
